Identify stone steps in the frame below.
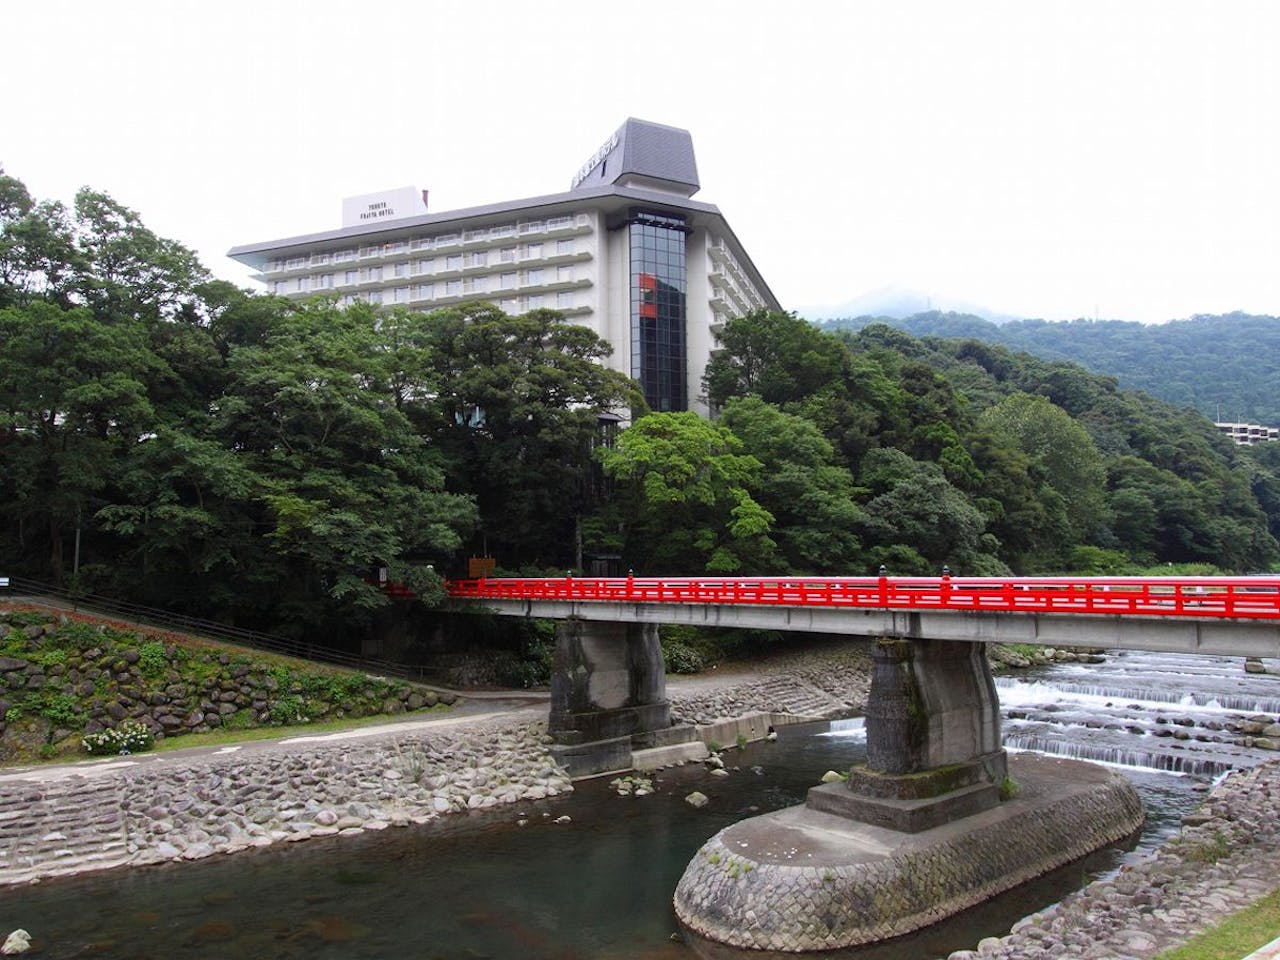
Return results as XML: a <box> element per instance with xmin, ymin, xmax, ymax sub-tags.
<box><xmin>752</xmin><ymin>677</ymin><xmax>849</xmax><ymax>718</ymax></box>
<box><xmin>0</xmin><ymin>777</ymin><xmax>132</xmax><ymax>883</ymax></box>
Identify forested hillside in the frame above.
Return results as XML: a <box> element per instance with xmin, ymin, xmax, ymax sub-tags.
<box><xmin>818</xmin><ymin>312</ymin><xmax>1280</xmax><ymax>425</ymax></box>
<box><xmin>4</xmin><ymin>172</ymin><xmax>1279</xmax><ymax>656</ymax></box>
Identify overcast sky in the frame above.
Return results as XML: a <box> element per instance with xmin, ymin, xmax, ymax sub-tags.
<box><xmin>4</xmin><ymin>1</ymin><xmax>1277</xmax><ymax>323</ymax></box>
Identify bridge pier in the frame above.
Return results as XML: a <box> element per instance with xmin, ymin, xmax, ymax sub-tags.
<box><xmin>674</xmin><ymin>634</ymin><xmax>1145</xmax><ymax>951</ymax></box>
<box><xmin>548</xmin><ymin>618</ymin><xmax>672</xmax><ymax>777</ymax></box>
<box><xmin>808</xmin><ymin>637</ymin><xmax>1008</xmax><ymax>831</ymax></box>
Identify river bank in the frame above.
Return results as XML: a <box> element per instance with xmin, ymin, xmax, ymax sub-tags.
<box><xmin>1</xmin><ymin>640</ymin><xmax>1279</xmax><ymax>959</ymax></box>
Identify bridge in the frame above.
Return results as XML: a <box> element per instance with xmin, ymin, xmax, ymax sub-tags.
<box><xmin>446</xmin><ymin>574</ymin><xmax>1280</xmax><ymax>657</ymax></box>
<box><xmin>445</xmin><ymin>573</ymin><xmax>1280</xmax><ymax>777</ymax></box>
<box><xmin>446</xmin><ymin>574</ymin><xmax>1280</xmax><ymax>948</ymax></box>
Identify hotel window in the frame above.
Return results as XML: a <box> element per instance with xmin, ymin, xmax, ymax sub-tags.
<box><xmin>556</xmin><ymin>238</ymin><xmax>575</xmax><ymax>256</ymax></box>
<box><xmin>557</xmin><ymin>291</ymin><xmax>575</xmax><ymax>309</ymax></box>
<box><xmin>385</xmin><ymin>241</ymin><xmax>406</xmax><ymax>255</ymax></box>
<box><xmin>393</xmin><ymin>262</ymin><xmax>408</xmax><ymax>279</ymax></box>
<box><xmin>298</xmin><ymin>276</ymin><xmax>312</xmax><ymax>293</ymax></box>
<box><xmin>464</xmin><ymin>276</ymin><xmax>488</xmax><ymax>294</ymax></box>
<box><xmin>273</xmin><ymin>281</ymin><xmax>288</xmax><ymax>294</ymax></box>
<box><xmin>415</xmin><ymin>259</ymin><xmax>433</xmax><ymax>275</ymax></box>
<box><xmin>525</xmin><ymin>242</ymin><xmax>543</xmax><ymax>260</ymax></box>
<box><xmin>334</xmin><ymin>249</ymin><xmax>356</xmax><ymax>262</ymax></box>
<box><xmin>501</xmin><ymin>298</ymin><xmax>518</xmax><ymax>313</ymax></box>
<box><xmin>318</xmin><ymin>273</ymin><xmax>334</xmax><ymax>289</ymax></box>
<box><xmin>364</xmin><ymin>266</ymin><xmax>382</xmax><ymax>283</ymax></box>
<box><xmin>499</xmin><ymin>271</ymin><xmax>516</xmax><ymax>290</ymax></box>
<box><xmin>393</xmin><ymin>286</ymin><xmax>410</xmax><ymax>303</ymax></box>
<box><xmin>557</xmin><ymin>265</ymin><xmax>574</xmax><ymax>283</ymax></box>
<box><xmin>367</xmin><ymin>290</ymin><xmax>383</xmax><ymax>305</ymax></box>
<box><xmin>468</xmin><ymin>251</ymin><xmax>488</xmax><ymax>268</ymax></box>
<box><xmin>415</xmin><ymin>283</ymin><xmax>434</xmax><ymax>300</ymax></box>
<box><xmin>528</xmin><ymin>294</ymin><xmax>544</xmax><ymax>310</ymax></box>
<box><xmin>499</xmin><ymin>246</ymin><xmax>517</xmax><ymax>263</ymax></box>
<box><xmin>445</xmin><ymin>254</ymin><xmax>463</xmax><ymax>271</ymax></box>
<box><xmin>445</xmin><ymin>280</ymin><xmax>462</xmax><ymax>296</ymax></box>
<box><xmin>525</xmin><ymin>268</ymin><xmax>544</xmax><ymax>286</ymax></box>
<box><xmin>343</xmin><ymin>270</ymin><xmax>359</xmax><ymax>285</ymax></box>
<box><xmin>627</xmin><ymin>208</ymin><xmax>688</xmax><ymax>412</ymax></box>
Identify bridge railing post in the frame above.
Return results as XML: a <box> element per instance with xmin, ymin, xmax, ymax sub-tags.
<box><xmin>878</xmin><ymin>566</ymin><xmax>888</xmax><ymax>607</ymax></box>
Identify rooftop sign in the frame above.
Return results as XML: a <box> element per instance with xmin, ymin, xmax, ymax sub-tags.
<box><xmin>341</xmin><ymin>186</ymin><xmax>428</xmax><ymax>228</ymax></box>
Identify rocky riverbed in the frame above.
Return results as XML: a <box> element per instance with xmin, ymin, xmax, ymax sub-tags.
<box><xmin>949</xmin><ymin>759</ymin><xmax>1280</xmax><ymax>959</ymax></box>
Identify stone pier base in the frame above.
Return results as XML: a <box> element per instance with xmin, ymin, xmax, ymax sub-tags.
<box><xmin>673</xmin><ymin>754</ymin><xmax>1144</xmax><ymax>953</ymax></box>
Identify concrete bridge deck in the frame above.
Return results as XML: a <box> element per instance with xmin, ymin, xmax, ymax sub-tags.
<box><xmin>446</xmin><ymin>575</ymin><xmax>1280</xmax><ymax>659</ymax></box>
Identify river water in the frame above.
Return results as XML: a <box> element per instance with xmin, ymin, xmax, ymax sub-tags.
<box><xmin>2</xmin><ymin>650</ymin><xmax>1278</xmax><ymax>959</ymax></box>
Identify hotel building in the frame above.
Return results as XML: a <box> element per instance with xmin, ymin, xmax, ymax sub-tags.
<box><xmin>228</xmin><ymin>119</ymin><xmax>779</xmax><ymax>415</ymax></box>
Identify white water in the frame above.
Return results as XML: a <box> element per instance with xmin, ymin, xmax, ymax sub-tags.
<box><xmin>997</xmin><ymin>650</ymin><xmax>1280</xmax><ymax>777</ymax></box>
<box><xmin>818</xmin><ymin>651</ymin><xmax>1280</xmax><ymax>778</ymax></box>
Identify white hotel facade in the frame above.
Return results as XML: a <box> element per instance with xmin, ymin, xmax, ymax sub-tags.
<box><xmin>228</xmin><ymin>119</ymin><xmax>779</xmax><ymax>416</ymax></box>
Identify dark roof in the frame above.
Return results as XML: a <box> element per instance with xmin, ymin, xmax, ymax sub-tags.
<box><xmin>570</xmin><ymin>118</ymin><xmax>700</xmax><ymax>196</ymax></box>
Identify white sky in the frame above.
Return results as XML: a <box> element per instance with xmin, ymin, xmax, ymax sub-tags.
<box><xmin>4</xmin><ymin>0</ymin><xmax>1278</xmax><ymax>323</ymax></box>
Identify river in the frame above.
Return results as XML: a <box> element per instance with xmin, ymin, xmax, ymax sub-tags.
<box><xmin>1</xmin><ymin>650</ymin><xmax>1277</xmax><ymax>959</ymax></box>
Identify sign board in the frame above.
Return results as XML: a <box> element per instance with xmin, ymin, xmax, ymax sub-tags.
<box><xmin>468</xmin><ymin>557</ymin><xmax>497</xmax><ymax>579</ymax></box>
<box><xmin>570</xmin><ymin>132</ymin><xmax>620</xmax><ymax>189</ymax></box>
<box><xmin>341</xmin><ymin>187</ymin><xmax>428</xmax><ymax>228</ymax></box>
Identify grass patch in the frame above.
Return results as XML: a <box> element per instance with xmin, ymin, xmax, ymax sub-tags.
<box><xmin>1154</xmin><ymin>887</ymin><xmax>1280</xmax><ymax>960</ymax></box>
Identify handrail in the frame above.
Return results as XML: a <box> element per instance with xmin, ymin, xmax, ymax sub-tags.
<box><xmin>0</xmin><ymin>576</ymin><xmax>431</xmax><ymax>681</ymax></box>
<box><xmin>444</xmin><ymin>575</ymin><xmax>1280</xmax><ymax>621</ymax></box>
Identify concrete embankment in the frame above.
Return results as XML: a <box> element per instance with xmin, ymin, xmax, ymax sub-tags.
<box><xmin>0</xmin><ymin>714</ymin><xmax>571</xmax><ymax>886</ymax></box>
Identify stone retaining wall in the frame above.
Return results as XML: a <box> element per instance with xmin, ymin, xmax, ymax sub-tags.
<box><xmin>674</xmin><ymin>754</ymin><xmax>1145</xmax><ymax>952</ymax></box>
<box><xmin>0</xmin><ymin>719</ymin><xmax>572</xmax><ymax>886</ymax></box>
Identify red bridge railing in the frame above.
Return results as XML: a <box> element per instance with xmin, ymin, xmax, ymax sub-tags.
<box><xmin>444</xmin><ymin>575</ymin><xmax>1280</xmax><ymax>620</ymax></box>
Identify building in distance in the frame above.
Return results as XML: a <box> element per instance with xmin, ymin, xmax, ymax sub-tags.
<box><xmin>1215</xmin><ymin>421</ymin><xmax>1279</xmax><ymax>445</ymax></box>
<box><xmin>228</xmin><ymin>118</ymin><xmax>779</xmax><ymax>416</ymax></box>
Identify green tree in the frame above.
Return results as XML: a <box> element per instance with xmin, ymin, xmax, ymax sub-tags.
<box><xmin>703</xmin><ymin>309</ymin><xmax>850</xmax><ymax>409</ymax></box>
<box><xmin>854</xmin><ymin>451</ymin><xmax>997</xmax><ymax>573</ymax></box>
<box><xmin>718</xmin><ymin>397</ymin><xmax>864</xmax><ymax>572</ymax></box>
<box><xmin>212</xmin><ymin>298</ymin><xmax>475</xmax><ymax>631</ymax></box>
<box><xmin>599</xmin><ymin>412</ymin><xmax>776</xmax><ymax>574</ymax></box>
<box><xmin>417</xmin><ymin>303</ymin><xmax>643</xmax><ymax>569</ymax></box>
<box><xmin>0</xmin><ymin>300</ymin><xmax>160</xmax><ymax>580</ymax></box>
<box><xmin>977</xmin><ymin>393</ymin><xmax>1108</xmax><ymax>544</ymax></box>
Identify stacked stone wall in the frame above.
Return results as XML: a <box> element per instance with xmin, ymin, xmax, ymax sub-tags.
<box><xmin>0</xmin><ymin>719</ymin><xmax>571</xmax><ymax>886</ymax></box>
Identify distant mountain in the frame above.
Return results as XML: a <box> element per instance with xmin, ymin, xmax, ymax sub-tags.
<box><xmin>817</xmin><ymin>311</ymin><xmax>1280</xmax><ymax>426</ymax></box>
<box><xmin>800</xmin><ymin>285</ymin><xmax>1021</xmax><ymax>324</ymax></box>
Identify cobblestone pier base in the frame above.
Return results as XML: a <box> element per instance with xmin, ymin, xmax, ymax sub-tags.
<box><xmin>673</xmin><ymin>754</ymin><xmax>1144</xmax><ymax>952</ymax></box>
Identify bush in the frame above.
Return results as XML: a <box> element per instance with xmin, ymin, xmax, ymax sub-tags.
<box><xmin>664</xmin><ymin>641</ymin><xmax>704</xmax><ymax>674</ymax></box>
<box><xmin>137</xmin><ymin>641</ymin><xmax>167</xmax><ymax>676</ymax></box>
<box><xmin>269</xmin><ymin>694</ymin><xmax>311</xmax><ymax>725</ymax></box>
<box><xmin>40</xmin><ymin>692</ymin><xmax>82</xmax><ymax>729</ymax></box>
<box><xmin>83</xmin><ymin>720</ymin><xmax>154</xmax><ymax>756</ymax></box>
